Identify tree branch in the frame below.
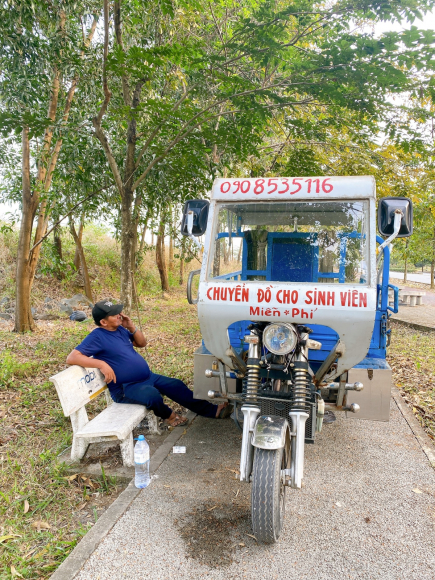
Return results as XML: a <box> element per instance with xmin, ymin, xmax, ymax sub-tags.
<box><xmin>28</xmin><ymin>184</ymin><xmax>114</xmax><ymax>253</ymax></box>
<box><xmin>96</xmin><ymin>0</ymin><xmax>111</xmax><ymax>124</ymax></box>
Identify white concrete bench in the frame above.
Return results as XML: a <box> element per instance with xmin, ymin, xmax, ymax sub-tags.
<box><xmin>50</xmin><ymin>366</ymin><xmax>160</xmax><ymax>467</ymax></box>
<box><xmin>400</xmin><ymin>291</ymin><xmax>425</xmax><ymax>307</ymax></box>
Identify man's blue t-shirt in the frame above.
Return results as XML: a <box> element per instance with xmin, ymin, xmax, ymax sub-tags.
<box><xmin>75</xmin><ymin>326</ymin><xmax>151</xmax><ymax>396</ymax></box>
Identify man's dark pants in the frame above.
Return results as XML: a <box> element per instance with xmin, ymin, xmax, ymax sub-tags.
<box><xmin>109</xmin><ymin>372</ymin><xmax>218</xmax><ymax>419</ymax></box>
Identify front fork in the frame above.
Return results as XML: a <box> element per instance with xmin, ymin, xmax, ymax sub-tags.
<box><xmin>239</xmin><ymin>330</ymin><xmax>311</xmax><ymax>489</ymax></box>
<box><xmin>240</xmin><ymin>333</ymin><xmax>261</xmax><ymax>482</ymax></box>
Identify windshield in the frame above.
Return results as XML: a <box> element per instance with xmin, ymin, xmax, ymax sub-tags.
<box><xmin>208</xmin><ymin>201</ymin><xmax>369</xmax><ymax>284</ymax></box>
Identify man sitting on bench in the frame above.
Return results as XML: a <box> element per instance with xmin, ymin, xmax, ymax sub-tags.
<box><xmin>66</xmin><ymin>300</ymin><xmax>231</xmax><ymax>427</ymax></box>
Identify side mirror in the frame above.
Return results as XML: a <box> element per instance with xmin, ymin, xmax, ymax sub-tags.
<box><xmin>377</xmin><ymin>197</ymin><xmax>413</xmax><ymax>238</ymax></box>
<box><xmin>181</xmin><ymin>199</ymin><xmax>209</xmax><ymax>237</ymax></box>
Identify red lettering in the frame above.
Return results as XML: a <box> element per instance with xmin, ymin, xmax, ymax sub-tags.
<box><xmin>340</xmin><ymin>292</ymin><xmax>347</xmax><ymax>306</ymax></box>
<box><xmin>272</xmin><ymin>309</ymin><xmax>280</xmax><ymax>316</ymax></box>
<box><xmin>327</xmin><ymin>292</ymin><xmax>334</xmax><ymax>306</ymax></box>
<box><xmin>277</xmin><ymin>289</ymin><xmax>282</xmax><ymax>304</ymax></box>
<box><xmin>359</xmin><ymin>293</ymin><xmax>367</xmax><ymax>308</ymax></box>
<box><xmin>282</xmin><ymin>290</ymin><xmax>290</xmax><ymax>303</ymax></box>
<box><xmin>318</xmin><ymin>291</ymin><xmax>326</xmax><ymax>306</ymax></box>
<box><xmin>221</xmin><ymin>288</ymin><xmax>228</xmax><ymax>301</ymax></box>
<box><xmin>352</xmin><ymin>290</ymin><xmax>358</xmax><ymax>307</ymax></box>
<box><xmin>291</xmin><ymin>290</ymin><xmax>298</xmax><ymax>304</ymax></box>
<box><xmin>242</xmin><ymin>288</ymin><xmax>249</xmax><ymax>302</ymax></box>
<box><xmin>228</xmin><ymin>287</ymin><xmax>235</xmax><ymax>301</ymax></box>
<box><xmin>207</xmin><ymin>288</ymin><xmax>213</xmax><ymax>300</ymax></box>
<box><xmin>250</xmin><ymin>307</ymin><xmax>260</xmax><ymax>316</ymax></box>
<box><xmin>301</xmin><ymin>309</ymin><xmax>309</xmax><ymax>319</ymax></box>
<box><xmin>265</xmin><ymin>308</ymin><xmax>272</xmax><ymax>316</ymax></box>
<box><xmin>235</xmin><ymin>287</ymin><xmax>241</xmax><ymax>301</ymax></box>
<box><xmin>264</xmin><ymin>289</ymin><xmax>271</xmax><ymax>302</ymax></box>
<box><xmin>292</xmin><ymin>308</ymin><xmax>300</xmax><ymax>317</ymax></box>
<box><xmin>305</xmin><ymin>291</ymin><xmax>313</xmax><ymax>305</ymax></box>
<box><xmin>213</xmin><ymin>287</ymin><xmax>220</xmax><ymax>300</ymax></box>
<box><xmin>220</xmin><ymin>181</ymin><xmax>231</xmax><ymax>193</ymax></box>
<box><xmin>257</xmin><ymin>289</ymin><xmax>264</xmax><ymax>302</ymax></box>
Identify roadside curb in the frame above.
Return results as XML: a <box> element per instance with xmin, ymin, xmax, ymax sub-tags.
<box><xmin>50</xmin><ymin>412</ymin><xmax>196</xmax><ymax>580</ymax></box>
<box><xmin>391</xmin><ymin>318</ymin><xmax>435</xmax><ymax>333</ymax></box>
<box><xmin>391</xmin><ymin>387</ymin><xmax>435</xmax><ymax>468</ymax></box>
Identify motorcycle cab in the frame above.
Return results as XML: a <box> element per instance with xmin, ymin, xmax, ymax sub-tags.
<box><xmin>181</xmin><ymin>176</ymin><xmax>412</xmax><ymax>543</ymax></box>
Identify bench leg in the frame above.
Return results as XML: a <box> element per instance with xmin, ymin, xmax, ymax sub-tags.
<box><xmin>410</xmin><ymin>296</ymin><xmax>417</xmax><ymax>306</ymax></box>
<box><xmin>71</xmin><ymin>436</ymin><xmax>89</xmax><ymax>462</ymax></box>
<box><xmin>70</xmin><ymin>407</ymin><xmax>90</xmax><ymax>462</ymax></box>
<box><xmin>120</xmin><ymin>432</ymin><xmax>134</xmax><ymax>467</ymax></box>
<box><xmin>147</xmin><ymin>411</ymin><xmax>162</xmax><ymax>435</ymax></box>
<box><xmin>416</xmin><ymin>296</ymin><xmax>423</xmax><ymax>305</ymax></box>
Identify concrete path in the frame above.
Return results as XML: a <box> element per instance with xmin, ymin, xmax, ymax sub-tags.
<box><xmin>390</xmin><ymin>271</ymin><xmax>433</xmax><ymax>285</ymax></box>
<box><xmin>72</xmin><ymin>399</ymin><xmax>435</xmax><ymax>580</ymax></box>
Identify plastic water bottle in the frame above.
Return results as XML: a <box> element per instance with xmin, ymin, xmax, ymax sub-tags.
<box><xmin>134</xmin><ymin>435</ymin><xmax>150</xmax><ymax>489</ymax></box>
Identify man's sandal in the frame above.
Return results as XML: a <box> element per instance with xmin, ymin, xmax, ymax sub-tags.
<box><xmin>218</xmin><ymin>404</ymin><xmax>233</xmax><ymax>419</ymax></box>
<box><xmin>165</xmin><ymin>415</ymin><xmax>189</xmax><ymax>428</ymax></box>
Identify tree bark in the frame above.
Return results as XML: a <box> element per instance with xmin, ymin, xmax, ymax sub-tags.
<box><xmin>138</xmin><ymin>209</ymin><xmax>150</xmax><ymax>254</ymax></box>
<box><xmin>179</xmin><ymin>236</ymin><xmax>186</xmax><ymax>285</ymax></box>
<box><xmin>53</xmin><ymin>225</ymin><xmax>64</xmax><ymax>280</ymax></box>
<box><xmin>69</xmin><ymin>218</ymin><xmax>93</xmax><ymax>303</ymax></box>
<box><xmin>73</xmin><ymin>219</ymin><xmax>84</xmax><ymax>270</ymax></box>
<box><xmin>432</xmin><ymin>228</ymin><xmax>435</xmax><ymax>290</ymax></box>
<box><xmin>156</xmin><ymin>215</ymin><xmax>169</xmax><ymax>292</ymax></box>
<box><xmin>169</xmin><ymin>205</ymin><xmax>175</xmax><ymax>273</ymax></box>
<box><xmin>15</xmin><ymin>127</ymin><xmax>37</xmax><ymax>332</ymax></box>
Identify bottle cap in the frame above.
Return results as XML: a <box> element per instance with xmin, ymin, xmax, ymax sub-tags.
<box><xmin>138</xmin><ymin>434</ymin><xmax>145</xmax><ymax>440</ymax></box>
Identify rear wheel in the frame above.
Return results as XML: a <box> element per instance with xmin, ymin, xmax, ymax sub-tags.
<box><xmin>251</xmin><ymin>446</ymin><xmax>286</xmax><ymax>543</ymax></box>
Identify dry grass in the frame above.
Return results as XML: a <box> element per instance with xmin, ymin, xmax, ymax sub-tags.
<box><xmin>388</xmin><ymin>321</ymin><xmax>435</xmax><ymax>440</ymax></box>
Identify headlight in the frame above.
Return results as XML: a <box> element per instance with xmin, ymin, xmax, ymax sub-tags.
<box><xmin>263</xmin><ymin>323</ymin><xmax>298</xmax><ymax>355</ymax></box>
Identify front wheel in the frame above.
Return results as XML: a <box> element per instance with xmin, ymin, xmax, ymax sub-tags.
<box><xmin>251</xmin><ymin>446</ymin><xmax>286</xmax><ymax>543</ymax></box>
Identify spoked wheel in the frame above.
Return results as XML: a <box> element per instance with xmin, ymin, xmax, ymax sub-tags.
<box><xmin>251</xmin><ymin>445</ymin><xmax>287</xmax><ymax>543</ymax></box>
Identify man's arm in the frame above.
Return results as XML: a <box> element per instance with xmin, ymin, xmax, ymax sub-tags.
<box><xmin>120</xmin><ymin>314</ymin><xmax>147</xmax><ymax>348</ymax></box>
<box><xmin>66</xmin><ymin>349</ymin><xmax>117</xmax><ymax>384</ymax></box>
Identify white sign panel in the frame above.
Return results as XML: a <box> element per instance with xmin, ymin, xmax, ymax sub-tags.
<box><xmin>212</xmin><ymin>175</ymin><xmax>375</xmax><ymax>201</ymax></box>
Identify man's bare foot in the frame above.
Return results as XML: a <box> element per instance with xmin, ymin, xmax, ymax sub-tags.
<box><xmin>166</xmin><ymin>411</ymin><xmax>188</xmax><ymax>427</ymax></box>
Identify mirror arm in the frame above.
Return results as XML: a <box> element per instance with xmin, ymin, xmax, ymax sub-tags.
<box><xmin>376</xmin><ymin>209</ymin><xmax>402</xmax><ymax>266</ymax></box>
<box><xmin>187</xmin><ymin>211</ymin><xmax>203</xmax><ymax>251</ymax></box>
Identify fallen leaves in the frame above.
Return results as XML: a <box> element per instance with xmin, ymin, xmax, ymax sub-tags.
<box><xmin>23</xmin><ymin>500</ymin><xmax>29</xmax><ymax>514</ymax></box>
<box><xmin>31</xmin><ymin>521</ymin><xmax>50</xmax><ymax>532</ymax></box>
<box><xmin>10</xmin><ymin>565</ymin><xmax>23</xmax><ymax>578</ymax></box>
<box><xmin>0</xmin><ymin>534</ymin><xmax>21</xmax><ymax>544</ymax></box>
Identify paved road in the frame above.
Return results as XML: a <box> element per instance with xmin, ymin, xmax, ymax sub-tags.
<box><xmin>390</xmin><ymin>271</ymin><xmax>433</xmax><ymax>284</ymax></box>
<box><xmin>75</xmin><ymin>399</ymin><xmax>435</xmax><ymax>580</ymax></box>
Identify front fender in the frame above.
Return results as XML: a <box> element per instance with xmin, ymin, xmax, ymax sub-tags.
<box><xmin>252</xmin><ymin>415</ymin><xmax>289</xmax><ymax>450</ymax></box>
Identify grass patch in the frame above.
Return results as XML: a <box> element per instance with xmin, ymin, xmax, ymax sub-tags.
<box><xmin>0</xmin><ymin>288</ymin><xmax>201</xmax><ymax>578</ymax></box>
<box><xmin>388</xmin><ymin>321</ymin><xmax>435</xmax><ymax>440</ymax></box>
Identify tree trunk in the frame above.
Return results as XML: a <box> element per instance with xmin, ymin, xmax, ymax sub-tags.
<box><xmin>179</xmin><ymin>236</ymin><xmax>186</xmax><ymax>285</ymax></box>
<box><xmin>431</xmin><ymin>260</ymin><xmax>435</xmax><ymax>290</ymax></box>
<box><xmin>138</xmin><ymin>209</ymin><xmax>149</xmax><ymax>254</ymax></box>
<box><xmin>69</xmin><ymin>218</ymin><xmax>93</xmax><ymax>303</ymax></box>
<box><xmin>53</xmin><ymin>225</ymin><xmax>64</xmax><ymax>279</ymax></box>
<box><xmin>432</xmin><ymin>228</ymin><xmax>435</xmax><ymax>290</ymax></box>
<box><xmin>73</xmin><ymin>219</ymin><xmax>84</xmax><ymax>271</ymax></box>
<box><xmin>120</xmin><ymin>189</ymin><xmax>135</xmax><ymax>313</ymax></box>
<box><xmin>156</xmin><ymin>215</ymin><xmax>169</xmax><ymax>292</ymax></box>
<box><xmin>169</xmin><ymin>206</ymin><xmax>175</xmax><ymax>273</ymax></box>
<box><xmin>15</xmin><ymin>127</ymin><xmax>37</xmax><ymax>332</ymax></box>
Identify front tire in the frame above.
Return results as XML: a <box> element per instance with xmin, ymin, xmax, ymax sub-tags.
<box><xmin>251</xmin><ymin>446</ymin><xmax>286</xmax><ymax>543</ymax></box>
